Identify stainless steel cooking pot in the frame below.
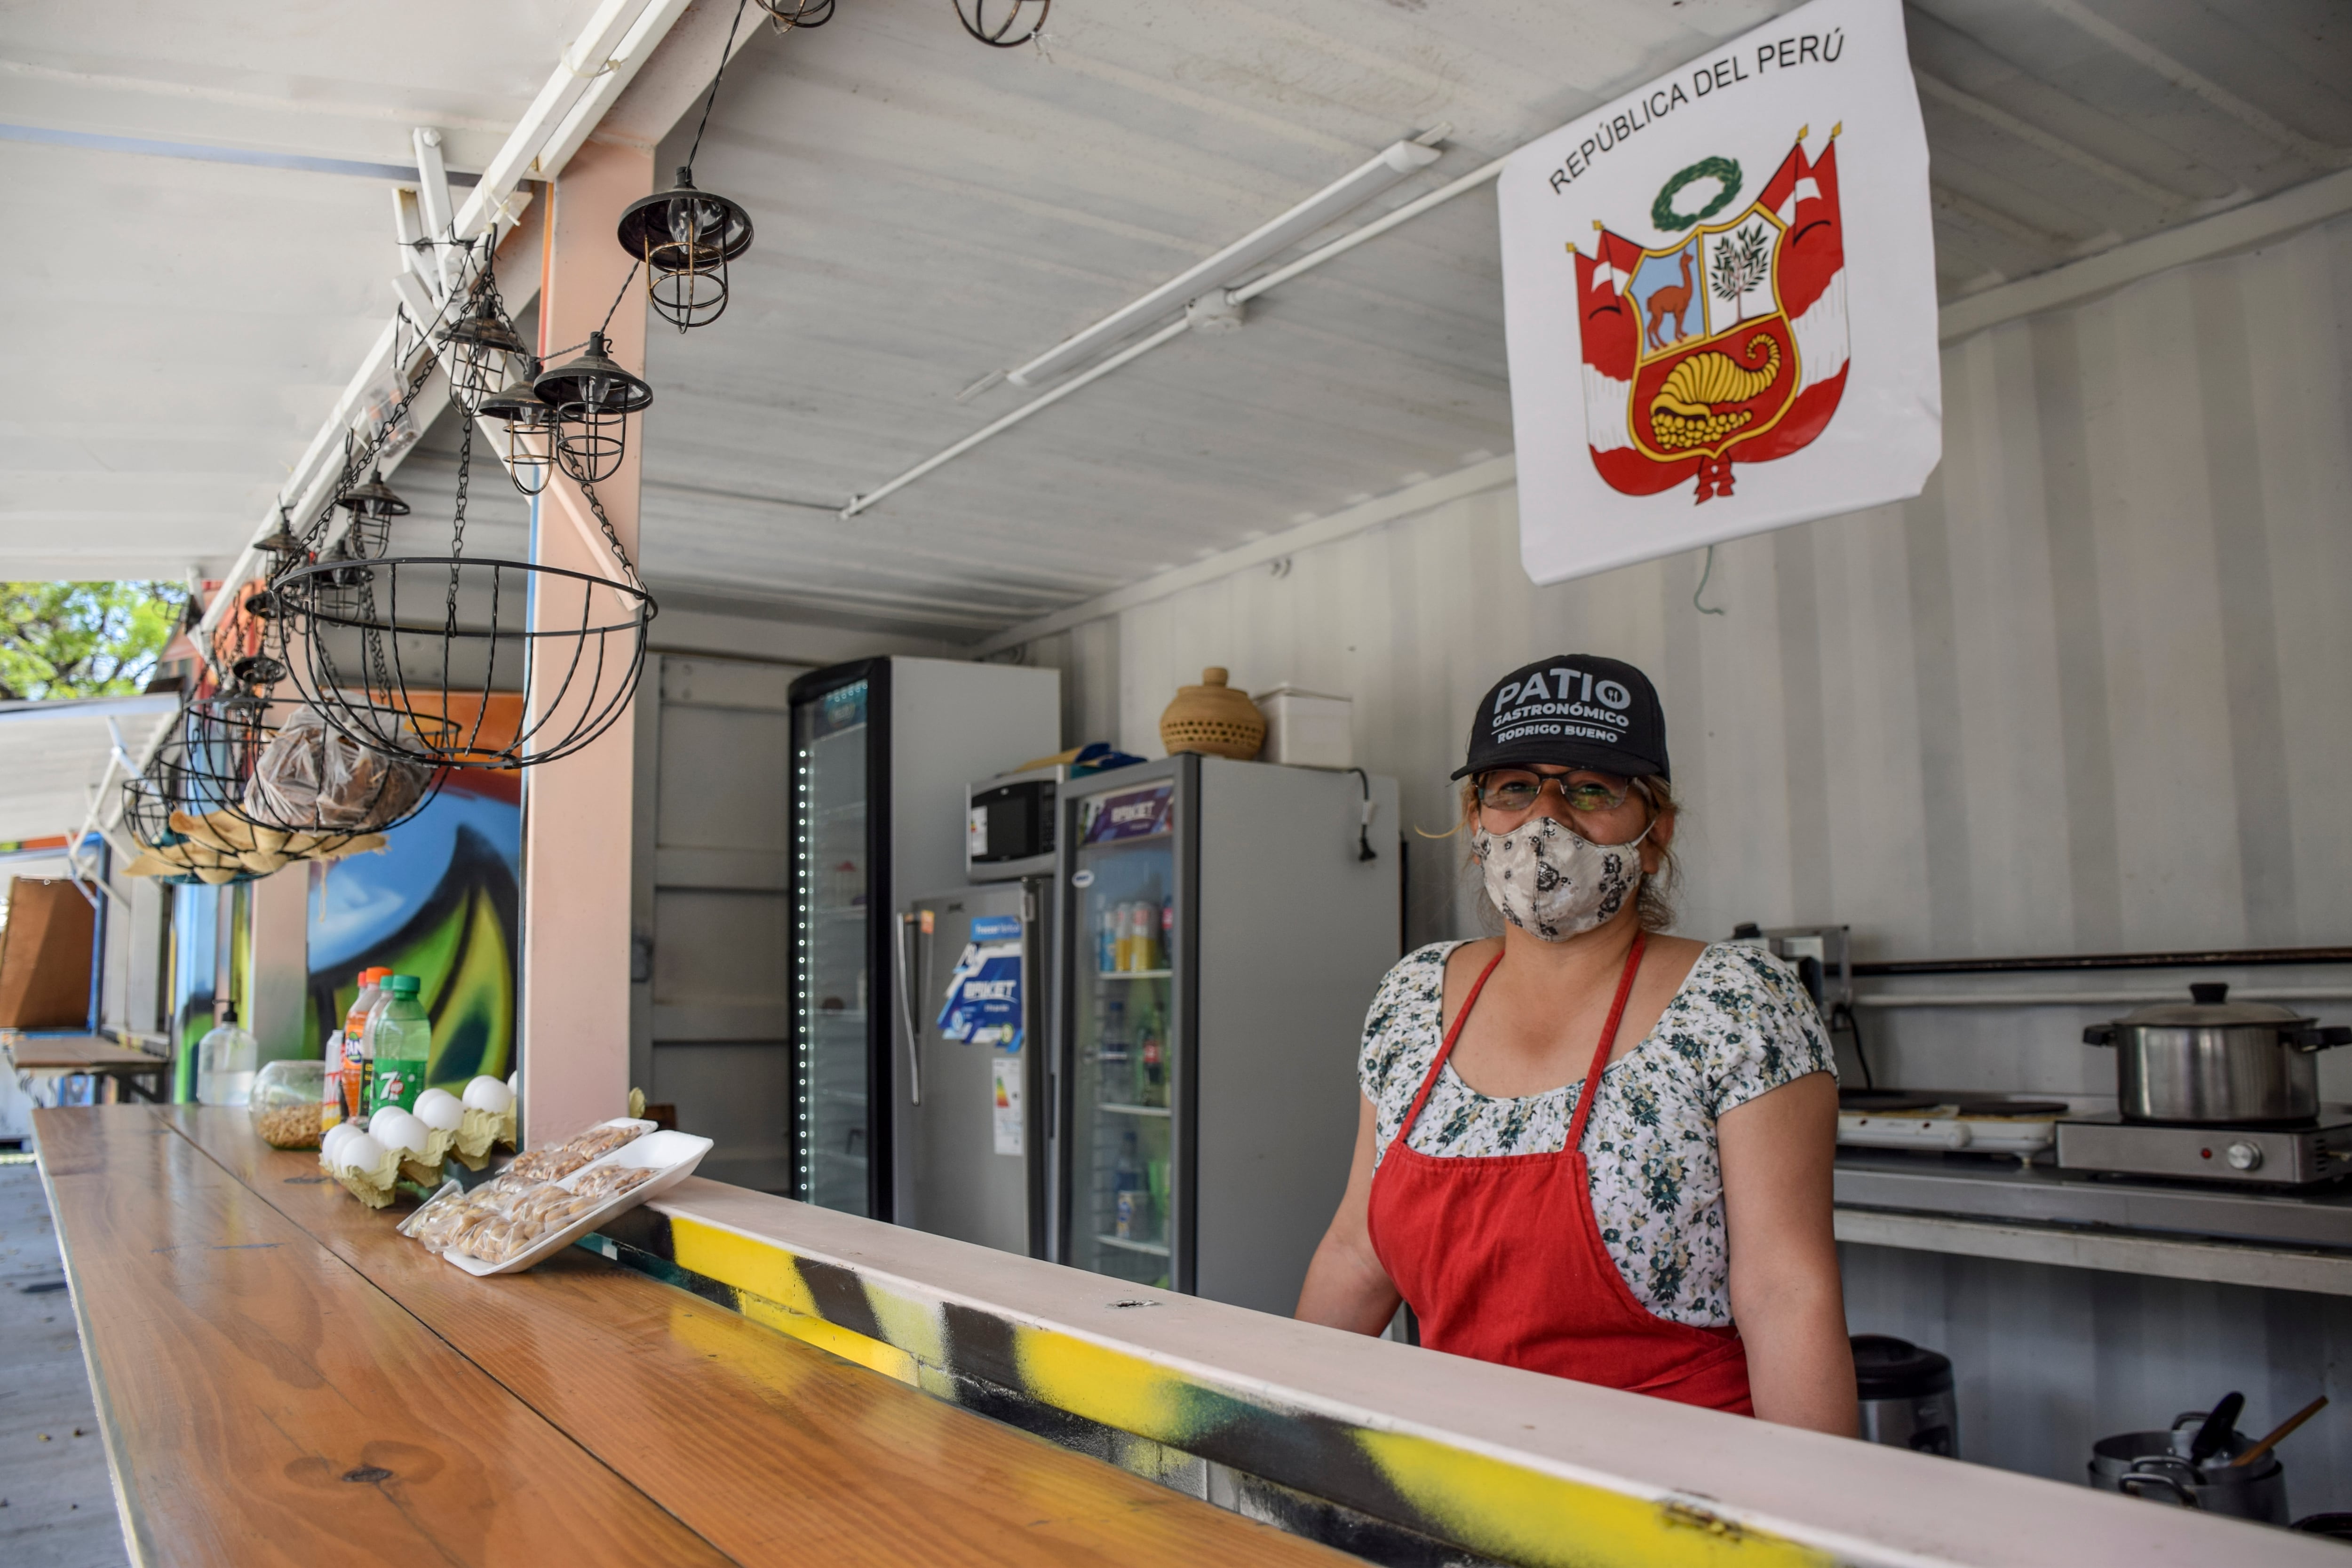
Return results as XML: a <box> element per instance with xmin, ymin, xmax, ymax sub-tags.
<box><xmin>2084</xmin><ymin>984</ymin><xmax>2349</xmax><ymax>1126</ymax></box>
<box><xmin>2089</xmin><ymin>1417</ymin><xmax>2288</xmax><ymax>1524</ymax></box>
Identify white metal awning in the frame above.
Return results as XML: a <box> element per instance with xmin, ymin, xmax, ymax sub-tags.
<box><xmin>0</xmin><ymin>695</ymin><xmax>181</xmax><ymax>846</ymax></box>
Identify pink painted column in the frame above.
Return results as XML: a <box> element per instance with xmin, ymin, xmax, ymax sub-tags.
<box><xmin>518</xmin><ymin>136</ymin><xmax>652</xmax><ymax>1145</ymax></box>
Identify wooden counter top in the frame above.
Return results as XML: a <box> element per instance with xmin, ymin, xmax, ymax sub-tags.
<box><xmin>36</xmin><ymin>1106</ymin><xmax>1347</xmax><ymax>1568</ymax></box>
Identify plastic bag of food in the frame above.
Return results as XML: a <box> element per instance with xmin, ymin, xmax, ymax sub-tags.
<box><xmin>246</xmin><ymin>705</ymin><xmax>429</xmax><ymax>833</ymax></box>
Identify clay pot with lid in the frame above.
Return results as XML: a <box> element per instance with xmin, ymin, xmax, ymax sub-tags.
<box><xmin>1159</xmin><ymin>668</ymin><xmax>1265</xmax><ymax>760</ymax></box>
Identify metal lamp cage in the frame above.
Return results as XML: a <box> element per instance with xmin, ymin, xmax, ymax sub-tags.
<box><xmin>333</xmin><ymin>465</ymin><xmax>410</xmax><ymax>564</ymax></box>
<box><xmin>534</xmin><ymin>331</ymin><xmax>654</xmax><ymax>485</ymax></box>
<box><xmin>272</xmin><ymin>552</ymin><xmax>655</xmax><ymax>771</ymax></box>
<box><xmin>438</xmin><ymin>288</ymin><xmax>532</xmax><ymax>414</ymax></box>
<box><xmin>617</xmin><ymin>170</ymin><xmax>755</xmax><ymax>333</ymax></box>
<box><xmin>477</xmin><ymin>372</ymin><xmax>556</xmax><ymax>497</ymax></box>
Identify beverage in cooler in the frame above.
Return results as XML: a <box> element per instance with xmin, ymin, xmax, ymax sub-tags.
<box><xmin>1058</xmin><ymin>755</ymin><xmax>1399</xmax><ymax>1312</ymax></box>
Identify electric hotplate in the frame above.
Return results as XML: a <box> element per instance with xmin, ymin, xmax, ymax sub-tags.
<box><xmin>2056</xmin><ymin>1109</ymin><xmax>2352</xmax><ymax>1186</ymax></box>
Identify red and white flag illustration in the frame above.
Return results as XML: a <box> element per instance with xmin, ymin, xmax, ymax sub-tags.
<box><xmin>1500</xmin><ymin>0</ymin><xmax>1938</xmax><ymax>585</ymax></box>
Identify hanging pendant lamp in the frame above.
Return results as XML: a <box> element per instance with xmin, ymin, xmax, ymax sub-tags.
<box><xmin>439</xmin><ymin>291</ymin><xmax>531</xmax><ymax>413</ymax></box>
<box><xmin>534</xmin><ymin>331</ymin><xmax>653</xmax><ymax>484</ymax></box>
<box><xmin>755</xmin><ymin>0</ymin><xmax>835</xmax><ymax>30</ymax></box>
<box><xmin>334</xmin><ymin>465</ymin><xmax>410</xmax><ymax>560</ymax></box>
<box><xmin>476</xmin><ymin>369</ymin><xmax>557</xmax><ymax>496</ymax></box>
<box><xmin>257</xmin><ymin>508</ymin><xmax>309</xmax><ymax>576</ymax></box>
<box><xmin>616</xmin><ymin>168</ymin><xmax>754</xmax><ymax>333</ymax></box>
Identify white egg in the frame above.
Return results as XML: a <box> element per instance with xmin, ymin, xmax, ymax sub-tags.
<box><xmin>463</xmin><ymin>1076</ymin><xmax>515</xmax><ymax>1113</ymax></box>
<box><xmin>339</xmin><ymin>1131</ymin><xmax>385</xmax><ymax>1172</ymax></box>
<box><xmin>371</xmin><ymin>1110</ymin><xmax>425</xmax><ymax>1154</ymax></box>
<box><xmin>322</xmin><ymin>1125</ymin><xmax>351</xmax><ymax>1162</ymax></box>
<box><xmin>414</xmin><ymin>1087</ymin><xmax>460</xmax><ymax>1117</ymax></box>
<box><xmin>413</xmin><ymin>1095</ymin><xmax>463</xmax><ymax>1132</ymax></box>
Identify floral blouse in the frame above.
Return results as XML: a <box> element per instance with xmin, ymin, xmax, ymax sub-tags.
<box><xmin>1359</xmin><ymin>941</ymin><xmax>1834</xmax><ymax>1327</ymax></box>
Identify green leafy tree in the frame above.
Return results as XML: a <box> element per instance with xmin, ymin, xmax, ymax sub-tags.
<box><xmin>0</xmin><ymin>582</ymin><xmax>187</xmax><ymax>700</ymax></box>
<box><xmin>1709</xmin><ymin>220</ymin><xmax>1773</xmax><ymax>324</ymax></box>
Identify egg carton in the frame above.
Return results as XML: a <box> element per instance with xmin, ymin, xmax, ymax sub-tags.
<box><xmin>433</xmin><ymin>1119</ymin><xmax>713</xmax><ymax>1277</ymax></box>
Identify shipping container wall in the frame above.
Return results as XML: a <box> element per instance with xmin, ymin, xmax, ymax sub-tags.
<box><xmin>1015</xmin><ymin>212</ymin><xmax>2352</xmax><ymax>1504</ymax></box>
<box><xmin>1019</xmin><ymin>211</ymin><xmax>2352</xmax><ymax>1096</ymax></box>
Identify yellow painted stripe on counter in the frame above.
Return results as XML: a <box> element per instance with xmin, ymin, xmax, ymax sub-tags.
<box><xmin>861</xmin><ymin>1279</ymin><xmax>946</xmax><ymax>1369</ymax></box>
<box><xmin>667</xmin><ymin>1216</ymin><xmax>917</xmax><ymax>1382</ymax></box>
<box><xmin>670</xmin><ymin>1215</ymin><xmax>821</xmax><ymax>1318</ymax></box>
<box><xmin>1355</xmin><ymin>1430</ymin><xmax>1831</xmax><ymax>1568</ymax></box>
<box><xmin>1009</xmin><ymin>1323</ymin><xmax>1194</xmax><ymax>1442</ymax></box>
<box><xmin>737</xmin><ymin>1292</ymin><xmax>919</xmax><ymax>1385</ymax></box>
<box><xmin>653</xmin><ymin>1213</ymin><xmax>1820</xmax><ymax>1568</ymax></box>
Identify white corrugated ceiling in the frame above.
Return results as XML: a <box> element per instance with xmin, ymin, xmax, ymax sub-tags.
<box><xmin>0</xmin><ymin>1</ymin><xmax>605</xmax><ymax>581</ymax></box>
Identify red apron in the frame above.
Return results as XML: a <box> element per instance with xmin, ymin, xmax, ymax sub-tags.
<box><xmin>1367</xmin><ymin>934</ymin><xmax>1754</xmax><ymax>1414</ymax></box>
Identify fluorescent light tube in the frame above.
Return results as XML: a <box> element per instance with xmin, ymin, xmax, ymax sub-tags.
<box><xmin>1005</xmin><ymin>138</ymin><xmax>1442</xmax><ymax>388</ymax></box>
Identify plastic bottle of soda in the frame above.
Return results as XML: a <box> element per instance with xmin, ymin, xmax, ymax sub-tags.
<box><xmin>341</xmin><ymin>968</ymin><xmax>387</xmax><ymax>1121</ymax></box>
<box><xmin>369</xmin><ymin>976</ymin><xmax>431</xmax><ymax>1115</ymax></box>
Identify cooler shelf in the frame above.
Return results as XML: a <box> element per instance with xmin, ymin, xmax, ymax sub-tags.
<box><xmin>1094</xmin><ymin>1233</ymin><xmax>1171</xmax><ymax>1258</ymax></box>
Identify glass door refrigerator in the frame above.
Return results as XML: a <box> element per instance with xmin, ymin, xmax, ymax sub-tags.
<box><xmin>787</xmin><ymin>657</ymin><xmax>1059</xmax><ymax>1222</ymax></box>
<box><xmin>1057</xmin><ymin>755</ymin><xmax>1400</xmax><ymax>1313</ymax></box>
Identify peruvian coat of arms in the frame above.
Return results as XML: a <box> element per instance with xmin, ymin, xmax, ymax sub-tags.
<box><xmin>1574</xmin><ymin>130</ymin><xmax>1848</xmax><ymax>504</ymax></box>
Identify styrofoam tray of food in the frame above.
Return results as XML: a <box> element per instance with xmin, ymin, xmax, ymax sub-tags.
<box><xmin>401</xmin><ymin>1119</ymin><xmax>712</xmax><ymax>1276</ymax></box>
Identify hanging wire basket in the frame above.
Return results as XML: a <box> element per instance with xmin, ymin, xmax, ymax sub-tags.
<box><xmin>120</xmin><ymin>737</ymin><xmax>251</xmax><ymax>887</ymax></box>
<box><xmin>180</xmin><ymin>688</ymin><xmax>443</xmax><ymax>842</ymax></box>
<box><xmin>273</xmin><ymin>551</ymin><xmax>654</xmax><ymax>771</ymax></box>
<box><xmin>118</xmin><ymin>692</ymin><xmax>442</xmax><ymax>883</ymax></box>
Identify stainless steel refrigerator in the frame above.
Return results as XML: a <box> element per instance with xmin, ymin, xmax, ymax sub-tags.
<box><xmin>1057</xmin><ymin>755</ymin><xmax>1400</xmax><ymax>1314</ymax></box>
<box><xmin>897</xmin><ymin>881</ymin><xmax>1050</xmax><ymax>1257</ymax></box>
<box><xmin>787</xmin><ymin>657</ymin><xmax>1059</xmax><ymax>1222</ymax></box>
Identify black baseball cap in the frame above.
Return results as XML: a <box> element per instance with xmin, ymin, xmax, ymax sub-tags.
<box><xmin>1451</xmin><ymin>654</ymin><xmax>1670</xmax><ymax>781</ymax></box>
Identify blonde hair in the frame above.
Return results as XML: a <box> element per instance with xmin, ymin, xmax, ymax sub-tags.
<box><xmin>1445</xmin><ymin>774</ymin><xmax>1682</xmax><ymax>934</ymax></box>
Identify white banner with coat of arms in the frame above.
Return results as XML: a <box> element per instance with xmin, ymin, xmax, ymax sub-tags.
<box><xmin>1499</xmin><ymin>0</ymin><xmax>1940</xmax><ymax>585</ymax></box>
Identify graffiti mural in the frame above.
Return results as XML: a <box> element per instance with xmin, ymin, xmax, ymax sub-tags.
<box><xmin>307</xmin><ymin>771</ymin><xmax>521</xmax><ymax>1090</ymax></box>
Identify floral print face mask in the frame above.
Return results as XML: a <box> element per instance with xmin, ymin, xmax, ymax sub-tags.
<box><xmin>1472</xmin><ymin>813</ymin><xmax>1650</xmax><ymax>941</ymax></box>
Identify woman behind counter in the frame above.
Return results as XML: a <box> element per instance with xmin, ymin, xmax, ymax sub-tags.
<box><xmin>1297</xmin><ymin>654</ymin><xmax>1856</xmax><ymax>1433</ymax></box>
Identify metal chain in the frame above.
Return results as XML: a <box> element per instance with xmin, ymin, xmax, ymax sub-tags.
<box><xmin>444</xmin><ymin>411</ymin><xmax>474</xmax><ymax>645</ymax></box>
<box><xmin>290</xmin><ymin>271</ymin><xmax>466</xmax><ymax>553</ymax></box>
<box><xmin>576</xmin><ymin>477</ymin><xmax>645</xmax><ymax>589</ymax></box>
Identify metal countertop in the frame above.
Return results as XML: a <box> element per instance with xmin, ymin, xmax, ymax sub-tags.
<box><xmin>1834</xmin><ymin>1151</ymin><xmax>2352</xmax><ymax>1253</ymax></box>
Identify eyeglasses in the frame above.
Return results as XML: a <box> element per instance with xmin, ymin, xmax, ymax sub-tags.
<box><xmin>1474</xmin><ymin>770</ymin><xmax>1640</xmax><ymax>814</ymax></box>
